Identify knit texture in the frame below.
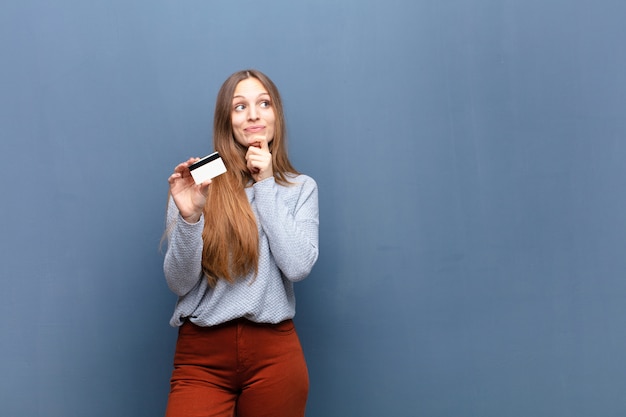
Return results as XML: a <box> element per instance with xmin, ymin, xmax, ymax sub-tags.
<box><xmin>163</xmin><ymin>174</ymin><xmax>319</xmax><ymax>327</ymax></box>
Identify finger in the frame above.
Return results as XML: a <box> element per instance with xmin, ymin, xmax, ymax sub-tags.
<box><xmin>246</xmin><ymin>157</ymin><xmax>260</xmax><ymax>174</ymax></box>
<box><xmin>248</xmin><ymin>134</ymin><xmax>267</xmax><ymax>149</ymax></box>
<box><xmin>246</xmin><ymin>153</ymin><xmax>267</xmax><ymax>166</ymax></box>
<box><xmin>246</xmin><ymin>157</ymin><xmax>259</xmax><ymax>172</ymax></box>
<box><xmin>174</xmin><ymin>158</ymin><xmax>200</xmax><ymax>179</ymax></box>
<box><xmin>168</xmin><ymin>173</ymin><xmax>181</xmax><ymax>184</ymax></box>
<box><xmin>174</xmin><ymin>162</ymin><xmax>187</xmax><ymax>173</ymax></box>
<box><xmin>246</xmin><ymin>150</ymin><xmax>262</xmax><ymax>170</ymax></box>
<box><xmin>176</xmin><ymin>157</ymin><xmax>199</xmax><ymax>170</ymax></box>
<box><xmin>174</xmin><ymin>162</ymin><xmax>190</xmax><ymax>174</ymax></box>
<box><xmin>246</xmin><ymin>146</ymin><xmax>269</xmax><ymax>161</ymax></box>
<box><xmin>198</xmin><ymin>179</ymin><xmax>212</xmax><ymax>194</ymax></box>
<box><xmin>256</xmin><ymin>137</ymin><xmax>269</xmax><ymax>152</ymax></box>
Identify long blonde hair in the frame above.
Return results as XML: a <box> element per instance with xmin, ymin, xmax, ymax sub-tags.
<box><xmin>202</xmin><ymin>69</ymin><xmax>299</xmax><ymax>286</ymax></box>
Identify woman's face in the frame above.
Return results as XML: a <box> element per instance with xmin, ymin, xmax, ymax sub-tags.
<box><xmin>231</xmin><ymin>77</ymin><xmax>276</xmax><ymax>148</ymax></box>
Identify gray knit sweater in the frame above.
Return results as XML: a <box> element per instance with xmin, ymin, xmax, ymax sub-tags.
<box><xmin>163</xmin><ymin>174</ymin><xmax>319</xmax><ymax>327</ymax></box>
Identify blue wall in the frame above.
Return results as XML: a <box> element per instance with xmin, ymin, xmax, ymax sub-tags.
<box><xmin>2</xmin><ymin>1</ymin><xmax>625</xmax><ymax>416</ymax></box>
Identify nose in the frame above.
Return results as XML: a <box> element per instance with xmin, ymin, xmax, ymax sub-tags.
<box><xmin>247</xmin><ymin>105</ymin><xmax>259</xmax><ymax>121</ymax></box>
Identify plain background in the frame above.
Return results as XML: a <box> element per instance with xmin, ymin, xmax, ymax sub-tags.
<box><xmin>1</xmin><ymin>1</ymin><xmax>625</xmax><ymax>416</ymax></box>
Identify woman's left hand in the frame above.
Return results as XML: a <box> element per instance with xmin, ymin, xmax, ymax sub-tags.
<box><xmin>246</xmin><ymin>137</ymin><xmax>273</xmax><ymax>182</ymax></box>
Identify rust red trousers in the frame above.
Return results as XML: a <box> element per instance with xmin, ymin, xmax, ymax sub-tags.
<box><xmin>165</xmin><ymin>318</ymin><xmax>309</xmax><ymax>417</ymax></box>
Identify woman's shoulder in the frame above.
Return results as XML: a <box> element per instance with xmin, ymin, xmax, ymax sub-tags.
<box><xmin>285</xmin><ymin>172</ymin><xmax>317</xmax><ymax>185</ymax></box>
<box><xmin>282</xmin><ymin>173</ymin><xmax>318</xmax><ymax>193</ymax></box>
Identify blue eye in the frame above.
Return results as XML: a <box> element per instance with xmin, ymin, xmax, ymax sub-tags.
<box><xmin>260</xmin><ymin>100</ymin><xmax>271</xmax><ymax>108</ymax></box>
<box><xmin>234</xmin><ymin>104</ymin><xmax>245</xmax><ymax>111</ymax></box>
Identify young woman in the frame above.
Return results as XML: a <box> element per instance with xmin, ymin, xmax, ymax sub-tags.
<box><xmin>163</xmin><ymin>69</ymin><xmax>319</xmax><ymax>417</ymax></box>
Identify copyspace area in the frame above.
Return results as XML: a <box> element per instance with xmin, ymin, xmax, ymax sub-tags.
<box><xmin>1</xmin><ymin>1</ymin><xmax>625</xmax><ymax>416</ymax></box>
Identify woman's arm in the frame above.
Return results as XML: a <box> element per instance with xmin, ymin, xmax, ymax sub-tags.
<box><xmin>253</xmin><ymin>175</ymin><xmax>319</xmax><ymax>282</ymax></box>
<box><xmin>163</xmin><ymin>197</ymin><xmax>205</xmax><ymax>296</ymax></box>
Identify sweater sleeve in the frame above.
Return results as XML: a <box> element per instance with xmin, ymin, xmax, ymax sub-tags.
<box><xmin>163</xmin><ymin>197</ymin><xmax>205</xmax><ymax>296</ymax></box>
<box><xmin>252</xmin><ymin>175</ymin><xmax>319</xmax><ymax>282</ymax></box>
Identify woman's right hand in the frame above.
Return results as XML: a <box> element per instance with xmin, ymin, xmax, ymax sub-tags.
<box><xmin>168</xmin><ymin>157</ymin><xmax>211</xmax><ymax>223</ymax></box>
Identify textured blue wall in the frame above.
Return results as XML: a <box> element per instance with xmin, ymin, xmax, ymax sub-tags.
<box><xmin>1</xmin><ymin>1</ymin><xmax>625</xmax><ymax>416</ymax></box>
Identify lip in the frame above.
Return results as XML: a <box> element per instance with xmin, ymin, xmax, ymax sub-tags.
<box><xmin>244</xmin><ymin>125</ymin><xmax>265</xmax><ymax>133</ymax></box>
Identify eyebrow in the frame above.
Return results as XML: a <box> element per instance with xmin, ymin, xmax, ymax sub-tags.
<box><xmin>232</xmin><ymin>92</ymin><xmax>270</xmax><ymax>100</ymax></box>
